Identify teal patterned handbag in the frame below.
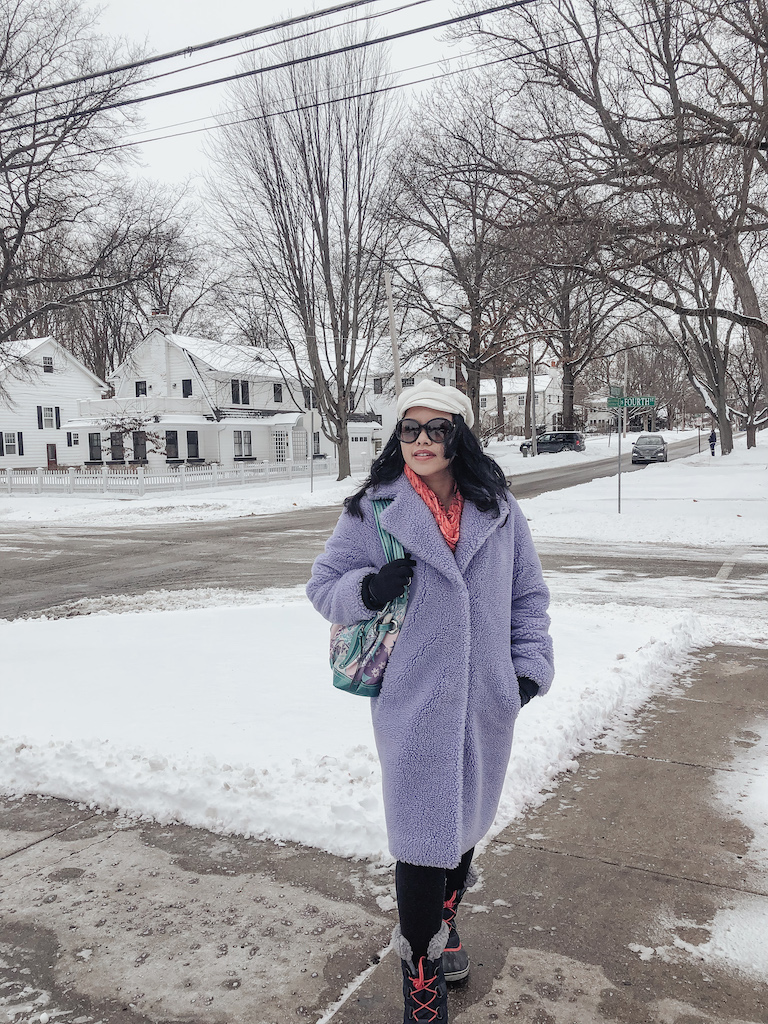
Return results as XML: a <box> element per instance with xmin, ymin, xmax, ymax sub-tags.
<box><xmin>329</xmin><ymin>499</ymin><xmax>409</xmax><ymax>697</ymax></box>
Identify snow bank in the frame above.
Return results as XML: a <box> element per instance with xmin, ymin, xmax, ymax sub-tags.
<box><xmin>0</xmin><ymin>589</ymin><xmax>739</xmax><ymax>864</ymax></box>
<box><xmin>520</xmin><ymin>444</ymin><xmax>768</xmax><ymax>548</ymax></box>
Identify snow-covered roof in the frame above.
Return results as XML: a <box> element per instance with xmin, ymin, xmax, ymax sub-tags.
<box><xmin>480</xmin><ymin>374</ymin><xmax>553</xmax><ymax>396</ymax></box>
<box><xmin>170</xmin><ymin>335</ymin><xmax>272</xmax><ymax>376</ymax></box>
<box><xmin>0</xmin><ymin>335</ymin><xmax>107</xmax><ymax>388</ymax></box>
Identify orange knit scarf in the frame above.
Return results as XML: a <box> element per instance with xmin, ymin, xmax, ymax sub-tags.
<box><xmin>404</xmin><ymin>465</ymin><xmax>464</xmax><ymax>552</ymax></box>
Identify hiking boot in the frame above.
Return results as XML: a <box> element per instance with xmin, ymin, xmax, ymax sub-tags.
<box><xmin>441</xmin><ymin>888</ymin><xmax>469</xmax><ymax>983</ymax></box>
<box><xmin>393</xmin><ymin>923</ymin><xmax>449</xmax><ymax>1023</ymax></box>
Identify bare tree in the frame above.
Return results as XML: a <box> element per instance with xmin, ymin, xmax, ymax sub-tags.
<box><xmin>0</xmin><ymin>0</ymin><xmax>179</xmax><ymax>361</ymax></box>
<box><xmin>460</xmin><ymin>0</ymin><xmax>768</xmax><ymax>406</ymax></box>
<box><xmin>209</xmin><ymin>29</ymin><xmax>395</xmax><ymax>480</ymax></box>
<box><xmin>388</xmin><ymin>93</ymin><xmax>529</xmax><ymax>431</ymax></box>
<box><xmin>727</xmin><ymin>338</ymin><xmax>768</xmax><ymax>448</ymax></box>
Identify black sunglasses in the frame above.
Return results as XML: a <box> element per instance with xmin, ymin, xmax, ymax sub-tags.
<box><xmin>396</xmin><ymin>417</ymin><xmax>454</xmax><ymax>444</ymax></box>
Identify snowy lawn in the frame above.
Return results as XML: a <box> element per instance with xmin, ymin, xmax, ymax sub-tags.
<box><xmin>0</xmin><ymin>429</ymin><xmax>701</xmax><ymax>528</ymax></box>
<box><xmin>1</xmin><ymin>586</ymin><xmax>763</xmax><ymax>864</ymax></box>
<box><xmin>521</xmin><ymin>443</ymin><xmax>768</xmax><ymax>548</ymax></box>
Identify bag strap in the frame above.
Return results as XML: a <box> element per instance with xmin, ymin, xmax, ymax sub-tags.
<box><xmin>371</xmin><ymin>499</ymin><xmax>404</xmax><ymax>562</ymax></box>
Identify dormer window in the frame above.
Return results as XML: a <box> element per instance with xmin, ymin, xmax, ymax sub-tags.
<box><xmin>232</xmin><ymin>379</ymin><xmax>241</xmax><ymax>404</ymax></box>
<box><xmin>135</xmin><ymin>380</ymin><xmax>147</xmax><ymax>397</ymax></box>
<box><xmin>241</xmin><ymin>380</ymin><xmax>250</xmax><ymax>405</ymax></box>
<box><xmin>42</xmin><ymin>356</ymin><xmax>53</xmax><ymax>373</ymax></box>
<box><xmin>274</xmin><ymin>383</ymin><xmax>283</xmax><ymax>403</ymax></box>
<box><xmin>182</xmin><ymin>379</ymin><xmax>192</xmax><ymax>397</ymax></box>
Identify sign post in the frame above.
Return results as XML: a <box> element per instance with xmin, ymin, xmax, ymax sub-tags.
<box><xmin>606</xmin><ymin>395</ymin><xmax>657</xmax><ymax>513</ymax></box>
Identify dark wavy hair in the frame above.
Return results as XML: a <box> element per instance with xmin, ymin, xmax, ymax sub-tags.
<box><xmin>345</xmin><ymin>414</ymin><xmax>508</xmax><ymax>518</ymax></box>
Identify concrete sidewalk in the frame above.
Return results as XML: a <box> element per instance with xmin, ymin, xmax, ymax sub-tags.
<box><xmin>2</xmin><ymin>643</ymin><xmax>768</xmax><ymax>1024</ymax></box>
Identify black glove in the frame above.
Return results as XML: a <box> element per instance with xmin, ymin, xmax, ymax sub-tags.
<box><xmin>362</xmin><ymin>555</ymin><xmax>416</xmax><ymax>610</ymax></box>
<box><xmin>518</xmin><ymin>676</ymin><xmax>539</xmax><ymax>707</ymax></box>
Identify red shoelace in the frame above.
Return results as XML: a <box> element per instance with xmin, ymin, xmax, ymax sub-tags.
<box><xmin>408</xmin><ymin>958</ymin><xmax>442</xmax><ymax>1021</ymax></box>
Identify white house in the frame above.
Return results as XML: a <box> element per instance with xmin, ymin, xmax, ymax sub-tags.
<box><xmin>69</xmin><ymin>315</ymin><xmax>342</xmax><ymax>470</ymax></box>
<box><xmin>0</xmin><ymin>337</ymin><xmax>108</xmax><ymax>470</ymax></box>
<box><xmin>479</xmin><ymin>364</ymin><xmax>564</xmax><ymax>436</ymax></box>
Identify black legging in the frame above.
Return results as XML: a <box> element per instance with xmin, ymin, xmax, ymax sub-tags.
<box><xmin>396</xmin><ymin>848</ymin><xmax>474</xmax><ymax>963</ymax></box>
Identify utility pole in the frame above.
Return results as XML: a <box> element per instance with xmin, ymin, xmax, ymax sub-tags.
<box><xmin>384</xmin><ymin>272</ymin><xmax>402</xmax><ymax>397</ymax></box>
<box><xmin>622</xmin><ymin>349</ymin><xmax>628</xmax><ymax>439</ymax></box>
<box><xmin>528</xmin><ymin>338</ymin><xmax>538</xmax><ymax>457</ymax></box>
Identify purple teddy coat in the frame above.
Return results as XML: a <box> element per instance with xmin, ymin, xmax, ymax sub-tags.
<box><xmin>306</xmin><ymin>472</ymin><xmax>554</xmax><ymax>869</ymax></box>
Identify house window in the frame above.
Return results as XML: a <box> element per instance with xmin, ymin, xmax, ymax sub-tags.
<box><xmin>186</xmin><ymin>430</ymin><xmax>199</xmax><ymax>459</ymax></box>
<box><xmin>480</xmin><ymin>397</ymin><xmax>487</xmax><ymax>408</ymax></box>
<box><xmin>3</xmin><ymin>432</ymin><xmax>16</xmax><ymax>455</ymax></box>
<box><xmin>373</xmin><ymin>378</ymin><xmax>383</xmax><ymax>395</ymax></box>
<box><xmin>88</xmin><ymin>433</ymin><xmax>102</xmax><ymax>461</ymax></box>
<box><xmin>401</xmin><ymin>377</ymin><xmax>414</xmax><ymax>388</ymax></box>
<box><xmin>274</xmin><ymin>382</ymin><xmax>283</xmax><ymax>403</ymax></box>
<box><xmin>231</xmin><ymin>379</ymin><xmax>241</xmax><ymax>404</ymax></box>
<box><xmin>303</xmin><ymin>386</ymin><xmax>315</xmax><ymax>407</ymax></box>
<box><xmin>135</xmin><ymin>380</ymin><xmax>147</xmax><ymax>397</ymax></box>
<box><xmin>233</xmin><ymin>430</ymin><xmax>244</xmax><ymax>457</ymax></box>
<box><xmin>182</xmin><ymin>379</ymin><xmax>193</xmax><ymax>397</ymax></box>
<box><xmin>450</xmin><ymin>379</ymin><xmax>456</xmax><ymax>388</ymax></box>
<box><xmin>313</xmin><ymin>431</ymin><xmax>320</xmax><ymax>455</ymax></box>
<box><xmin>132</xmin><ymin>431</ymin><xmax>147</xmax><ymax>461</ymax></box>
<box><xmin>433</xmin><ymin>377</ymin><xmax>445</xmax><ymax>386</ymax></box>
<box><xmin>72</xmin><ymin>433</ymin><xmax>79</xmax><ymax>445</ymax></box>
<box><xmin>43</xmin><ymin>406</ymin><xmax>54</xmax><ymax>429</ymax></box>
<box><xmin>274</xmin><ymin>429</ymin><xmax>288</xmax><ymax>461</ymax></box>
<box><xmin>518</xmin><ymin>395</ymin><xmax>525</xmax><ymax>407</ymax></box>
<box><xmin>242</xmin><ymin>429</ymin><xmax>252</xmax><ymax>457</ymax></box>
<box><xmin>43</xmin><ymin>356</ymin><xmax>53</xmax><ymax>373</ymax></box>
<box><xmin>165</xmin><ymin>430</ymin><xmax>179</xmax><ymax>459</ymax></box>
<box><xmin>110</xmin><ymin>432</ymin><xmax>124</xmax><ymax>462</ymax></box>
<box><xmin>241</xmin><ymin>380</ymin><xmax>250</xmax><ymax>405</ymax></box>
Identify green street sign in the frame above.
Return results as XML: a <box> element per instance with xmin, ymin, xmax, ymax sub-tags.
<box><xmin>607</xmin><ymin>395</ymin><xmax>656</xmax><ymax>408</ymax></box>
<box><xmin>609</xmin><ymin>385</ymin><xmax>623</xmax><ymax>398</ymax></box>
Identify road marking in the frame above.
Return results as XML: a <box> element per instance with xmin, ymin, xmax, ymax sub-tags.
<box><xmin>715</xmin><ymin>549</ymin><xmax>742</xmax><ymax>580</ymax></box>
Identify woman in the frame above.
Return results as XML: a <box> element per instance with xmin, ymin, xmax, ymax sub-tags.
<box><xmin>307</xmin><ymin>381</ymin><xmax>554</xmax><ymax>1023</ymax></box>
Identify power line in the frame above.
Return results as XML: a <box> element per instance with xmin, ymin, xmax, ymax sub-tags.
<box><xmin>11</xmin><ymin>0</ymin><xmax>438</xmax><ymax>124</ymax></box>
<box><xmin>0</xmin><ymin>0</ymin><xmax>399</xmax><ymax>103</ymax></box>
<box><xmin>75</xmin><ymin>53</ymin><xmax>515</xmax><ymax>158</ymax></box>
<box><xmin>1</xmin><ymin>0</ymin><xmax>538</xmax><ymax>136</ymax></box>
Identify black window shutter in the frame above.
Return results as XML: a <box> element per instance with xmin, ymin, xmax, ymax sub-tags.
<box><xmin>55</xmin><ymin>407</ymin><xmax>61</xmax><ymax>429</ymax></box>
<box><xmin>0</xmin><ymin>433</ymin><xmax>4</xmax><ymax>456</ymax></box>
<box><xmin>37</xmin><ymin>406</ymin><xmax>43</xmax><ymax>429</ymax></box>
<box><xmin>17</xmin><ymin>432</ymin><xmax>24</xmax><ymax>455</ymax></box>
<box><xmin>67</xmin><ymin>431</ymin><xmax>72</xmax><ymax>447</ymax></box>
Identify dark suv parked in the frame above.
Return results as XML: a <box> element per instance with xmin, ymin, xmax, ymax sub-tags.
<box><xmin>520</xmin><ymin>431</ymin><xmax>585</xmax><ymax>455</ymax></box>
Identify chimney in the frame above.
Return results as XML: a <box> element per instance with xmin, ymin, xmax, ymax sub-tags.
<box><xmin>150</xmin><ymin>309</ymin><xmax>173</xmax><ymax>335</ymax></box>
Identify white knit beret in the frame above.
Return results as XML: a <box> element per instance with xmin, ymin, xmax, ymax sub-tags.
<box><xmin>395</xmin><ymin>379</ymin><xmax>474</xmax><ymax>429</ymax></box>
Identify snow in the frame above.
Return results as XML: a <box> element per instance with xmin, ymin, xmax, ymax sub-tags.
<box><xmin>521</xmin><ymin>443</ymin><xmax>768</xmax><ymax>548</ymax></box>
<box><xmin>0</xmin><ymin>588</ymin><xmax>762</xmax><ymax>864</ymax></box>
<box><xmin>1</xmin><ymin>430</ymin><xmax>767</xmax><ymax>986</ymax></box>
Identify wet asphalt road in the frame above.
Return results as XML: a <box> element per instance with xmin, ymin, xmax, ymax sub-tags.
<box><xmin>0</xmin><ymin>435</ymin><xmax>721</xmax><ymax>620</ymax></box>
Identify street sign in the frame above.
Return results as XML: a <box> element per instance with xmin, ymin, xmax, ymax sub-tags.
<box><xmin>607</xmin><ymin>395</ymin><xmax>656</xmax><ymax>408</ymax></box>
<box><xmin>609</xmin><ymin>385</ymin><xmax>623</xmax><ymax>398</ymax></box>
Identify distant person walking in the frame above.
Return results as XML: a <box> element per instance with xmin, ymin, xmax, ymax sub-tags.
<box><xmin>307</xmin><ymin>381</ymin><xmax>554</xmax><ymax>1023</ymax></box>
<box><xmin>709</xmin><ymin>428</ymin><xmax>717</xmax><ymax>456</ymax></box>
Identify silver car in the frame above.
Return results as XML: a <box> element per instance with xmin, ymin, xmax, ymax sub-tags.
<box><xmin>631</xmin><ymin>434</ymin><xmax>668</xmax><ymax>464</ymax></box>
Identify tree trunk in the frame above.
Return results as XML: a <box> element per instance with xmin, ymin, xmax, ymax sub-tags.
<box><xmin>747</xmin><ymin>422</ymin><xmax>756</xmax><ymax>448</ymax></box>
<box><xmin>495</xmin><ymin>374</ymin><xmax>505</xmax><ymax>436</ymax></box>
<box><xmin>465</xmin><ymin>361</ymin><xmax>482</xmax><ymax>438</ymax></box>
<box><xmin>714</xmin><ymin>394</ymin><xmax>733</xmax><ymax>455</ymax></box>
<box><xmin>561</xmin><ymin>361</ymin><xmax>575</xmax><ymax>430</ymax></box>
<box><xmin>721</xmin><ymin>239</ymin><xmax>768</xmax><ymax>409</ymax></box>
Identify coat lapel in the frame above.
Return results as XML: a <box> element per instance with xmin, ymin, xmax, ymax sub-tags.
<box><xmin>374</xmin><ymin>475</ymin><xmax>462</xmax><ymax>583</ymax></box>
<box><xmin>373</xmin><ymin>475</ymin><xmax>510</xmax><ymax>581</ymax></box>
<box><xmin>454</xmin><ymin>493</ymin><xmax>510</xmax><ymax>574</ymax></box>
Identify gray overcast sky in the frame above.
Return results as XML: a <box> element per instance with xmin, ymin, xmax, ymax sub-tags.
<box><xmin>95</xmin><ymin>0</ymin><xmax>461</xmax><ymax>185</ymax></box>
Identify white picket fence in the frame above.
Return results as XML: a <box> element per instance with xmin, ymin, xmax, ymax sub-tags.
<box><xmin>0</xmin><ymin>458</ymin><xmax>360</xmax><ymax>496</ymax></box>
